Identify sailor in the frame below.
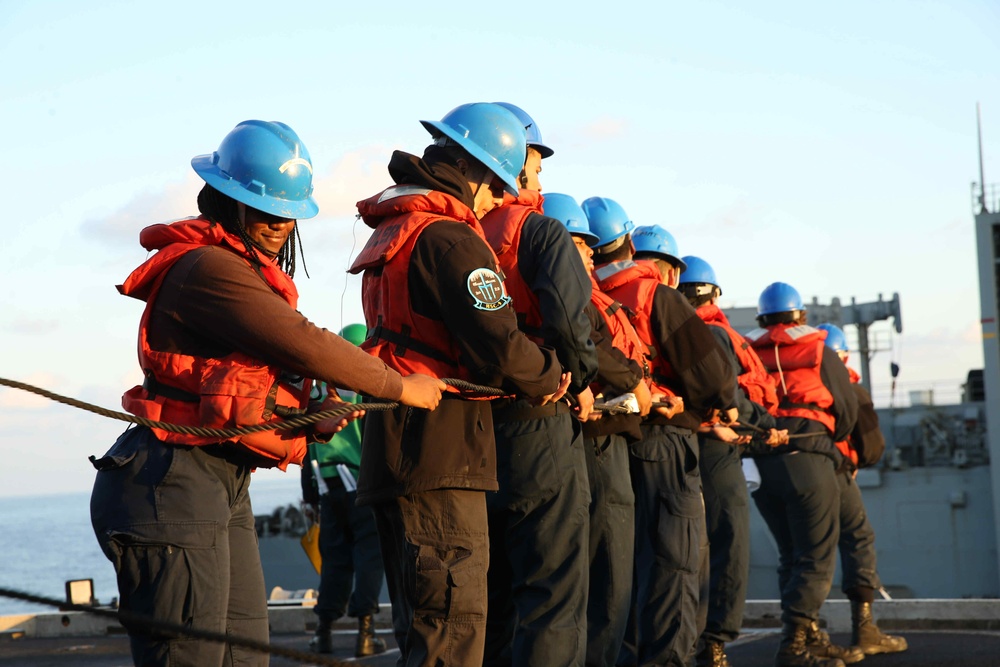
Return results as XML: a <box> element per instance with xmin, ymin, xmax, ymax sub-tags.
<box><xmin>677</xmin><ymin>255</ymin><xmax>787</xmax><ymax>667</ymax></box>
<box><xmin>90</xmin><ymin>120</ymin><xmax>445</xmax><ymax>667</ymax></box>
<box><xmin>303</xmin><ymin>323</ymin><xmax>388</xmax><ymax>658</ymax></box>
<box><xmin>814</xmin><ymin>324</ymin><xmax>908</xmax><ymax>658</ymax></box>
<box><xmin>543</xmin><ymin>192</ymin><xmax>653</xmax><ymax>667</ymax></box>
<box><xmin>745</xmin><ymin>283</ymin><xmax>860</xmax><ymax>667</ymax></box>
<box><xmin>347</xmin><ymin>102</ymin><xmax>564</xmax><ymax>667</ymax></box>
<box><xmin>478</xmin><ymin>104</ymin><xmax>599</xmax><ymax>667</ymax></box>
<box><xmin>587</xmin><ymin>208</ymin><xmax>738</xmax><ymax>667</ymax></box>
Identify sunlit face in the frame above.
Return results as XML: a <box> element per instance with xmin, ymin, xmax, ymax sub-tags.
<box><xmin>664</xmin><ymin>262</ymin><xmax>681</xmax><ymax>289</ymax></box>
<box><xmin>520</xmin><ymin>147</ymin><xmax>543</xmax><ymax>192</ymax></box>
<box><xmin>572</xmin><ymin>235</ymin><xmax>595</xmax><ymax>273</ymax></box>
<box><xmin>239</xmin><ymin>203</ymin><xmax>295</xmax><ymax>256</ymax></box>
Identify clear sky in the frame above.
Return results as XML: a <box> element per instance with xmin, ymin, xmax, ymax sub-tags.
<box><xmin>2</xmin><ymin>0</ymin><xmax>998</xmax><ymax>498</ymax></box>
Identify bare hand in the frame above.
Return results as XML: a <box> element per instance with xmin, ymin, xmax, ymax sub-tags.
<box><xmin>533</xmin><ymin>372</ymin><xmax>571</xmax><ymax>407</ymax></box>
<box><xmin>708</xmin><ymin>425</ymin><xmax>751</xmax><ymax>445</ymax></box>
<box><xmin>719</xmin><ymin>407</ymin><xmax>739</xmax><ymax>425</ymax></box>
<box><xmin>632</xmin><ymin>380</ymin><xmax>652</xmax><ymax>417</ymax></box>
<box><xmin>313</xmin><ymin>393</ymin><xmax>365</xmax><ymax>435</ymax></box>
<box><xmin>652</xmin><ymin>393</ymin><xmax>684</xmax><ymax>419</ymax></box>
<box><xmin>574</xmin><ymin>387</ymin><xmax>595</xmax><ymax>422</ymax></box>
<box><xmin>766</xmin><ymin>428</ymin><xmax>789</xmax><ymax>447</ymax></box>
<box><xmin>399</xmin><ymin>374</ymin><xmax>447</xmax><ymax>410</ymax></box>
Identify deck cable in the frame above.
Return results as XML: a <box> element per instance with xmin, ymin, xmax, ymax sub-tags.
<box><xmin>0</xmin><ymin>586</ymin><xmax>365</xmax><ymax>666</ymax></box>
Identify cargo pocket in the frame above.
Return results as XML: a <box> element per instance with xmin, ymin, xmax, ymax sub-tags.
<box><xmin>654</xmin><ymin>492</ymin><xmax>702</xmax><ymax>573</ymax></box>
<box><xmin>89</xmin><ymin>428</ymin><xmax>142</xmax><ymax>471</ymax></box>
<box><xmin>104</xmin><ymin>521</ymin><xmax>221</xmax><ymax>634</ymax></box>
<box><xmin>410</xmin><ymin>544</ymin><xmax>480</xmax><ymax>620</ymax></box>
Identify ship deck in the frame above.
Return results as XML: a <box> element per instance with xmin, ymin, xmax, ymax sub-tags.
<box><xmin>3</xmin><ymin>599</ymin><xmax>998</xmax><ymax>666</ymax></box>
<box><xmin>2</xmin><ymin>629</ymin><xmax>998</xmax><ymax>666</ymax></box>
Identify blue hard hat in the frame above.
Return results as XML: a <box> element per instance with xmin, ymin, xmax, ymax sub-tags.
<box><xmin>631</xmin><ymin>225</ymin><xmax>687</xmax><ymax>272</ymax></box>
<box><xmin>542</xmin><ymin>193</ymin><xmax>598</xmax><ymax>245</ymax></box>
<box><xmin>581</xmin><ymin>196</ymin><xmax>634</xmax><ymax>250</ymax></box>
<box><xmin>678</xmin><ymin>255</ymin><xmax>720</xmax><ymax>295</ymax></box>
<box><xmin>494</xmin><ymin>102</ymin><xmax>554</xmax><ymax>158</ymax></box>
<box><xmin>191</xmin><ymin>120</ymin><xmax>319</xmax><ymax>220</ymax></box>
<box><xmin>757</xmin><ymin>282</ymin><xmax>804</xmax><ymax>316</ymax></box>
<box><xmin>421</xmin><ymin>103</ymin><xmax>527</xmax><ymax>196</ymax></box>
<box><xmin>816</xmin><ymin>323</ymin><xmax>848</xmax><ymax>353</ymax></box>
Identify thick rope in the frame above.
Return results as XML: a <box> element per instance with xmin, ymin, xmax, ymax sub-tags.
<box><xmin>0</xmin><ymin>376</ymin><xmax>504</xmax><ymax>438</ymax></box>
<box><xmin>0</xmin><ymin>587</ymin><xmax>359</xmax><ymax>666</ymax></box>
<box><xmin>0</xmin><ymin>375</ymin><xmax>637</xmax><ymax>429</ymax></box>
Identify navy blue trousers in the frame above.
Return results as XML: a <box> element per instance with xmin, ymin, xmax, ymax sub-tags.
<box><xmin>752</xmin><ymin>451</ymin><xmax>841</xmax><ymax>626</ymax></box>
<box><xmin>90</xmin><ymin>426</ymin><xmax>268</xmax><ymax>667</ymax></box>
<box><xmin>584</xmin><ymin>434</ymin><xmax>635</xmax><ymax>667</ymax></box>
<box><xmin>620</xmin><ymin>424</ymin><xmax>707</xmax><ymax>667</ymax></box>
<box><xmin>485</xmin><ymin>409</ymin><xmax>591</xmax><ymax>667</ymax></box>
<box><xmin>315</xmin><ymin>476</ymin><xmax>384</xmax><ymax>622</ymax></box>
<box><xmin>698</xmin><ymin>439</ymin><xmax>750</xmax><ymax>644</ymax></box>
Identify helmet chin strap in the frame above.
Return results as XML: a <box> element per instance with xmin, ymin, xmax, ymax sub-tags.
<box><xmin>470</xmin><ymin>166</ymin><xmax>495</xmax><ymax>211</ymax></box>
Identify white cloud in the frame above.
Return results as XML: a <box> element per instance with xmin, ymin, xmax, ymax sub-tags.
<box><xmin>312</xmin><ymin>144</ymin><xmax>394</xmax><ymax>218</ymax></box>
<box><xmin>3</xmin><ymin>319</ymin><xmax>60</xmax><ymax>335</ymax></box>
<box><xmin>579</xmin><ymin>115</ymin><xmax>629</xmax><ymax>141</ymax></box>
<box><xmin>0</xmin><ymin>372</ymin><xmax>64</xmax><ymax>408</ymax></box>
<box><xmin>79</xmin><ymin>177</ymin><xmax>199</xmax><ymax>246</ymax></box>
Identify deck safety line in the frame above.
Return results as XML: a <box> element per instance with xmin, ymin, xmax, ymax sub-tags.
<box><xmin>0</xmin><ymin>586</ymin><xmax>358</xmax><ymax>666</ymax></box>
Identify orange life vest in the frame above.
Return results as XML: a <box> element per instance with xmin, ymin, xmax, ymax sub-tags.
<box><xmin>589</xmin><ymin>276</ymin><xmax>649</xmax><ymax>392</ymax></box>
<box><xmin>595</xmin><ymin>259</ymin><xmax>678</xmax><ymax>398</ymax></box>
<box><xmin>482</xmin><ymin>190</ymin><xmax>545</xmax><ymax>343</ymax></box>
<box><xmin>745</xmin><ymin>323</ymin><xmax>836</xmax><ymax>434</ymax></box>
<box><xmin>349</xmin><ymin>185</ymin><xmax>500</xmax><ymax>387</ymax></box>
<box><xmin>696</xmin><ymin>303</ymin><xmax>779</xmax><ymax>414</ymax></box>
<box><xmin>118</xmin><ymin>217</ymin><xmax>312</xmax><ymax>470</ymax></box>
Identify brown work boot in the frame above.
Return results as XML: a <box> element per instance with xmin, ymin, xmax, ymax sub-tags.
<box><xmin>850</xmin><ymin>601</ymin><xmax>908</xmax><ymax>655</ymax></box>
<box><xmin>775</xmin><ymin>622</ymin><xmax>846</xmax><ymax>667</ymax></box>
<box><xmin>309</xmin><ymin>618</ymin><xmax>334</xmax><ymax>654</ymax></box>
<box><xmin>355</xmin><ymin>614</ymin><xmax>387</xmax><ymax>657</ymax></box>
<box><xmin>695</xmin><ymin>637</ymin><xmax>732</xmax><ymax>667</ymax></box>
<box><xmin>804</xmin><ymin>620</ymin><xmax>864</xmax><ymax>663</ymax></box>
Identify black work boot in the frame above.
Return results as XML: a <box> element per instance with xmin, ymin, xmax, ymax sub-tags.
<box><xmin>695</xmin><ymin>637</ymin><xmax>732</xmax><ymax>667</ymax></box>
<box><xmin>775</xmin><ymin>622</ymin><xmax>846</xmax><ymax>667</ymax></box>
<box><xmin>355</xmin><ymin>614</ymin><xmax>387</xmax><ymax>658</ymax></box>
<box><xmin>850</xmin><ymin>601</ymin><xmax>908</xmax><ymax>655</ymax></box>
<box><xmin>309</xmin><ymin>618</ymin><xmax>334</xmax><ymax>654</ymax></box>
<box><xmin>804</xmin><ymin>620</ymin><xmax>864</xmax><ymax>664</ymax></box>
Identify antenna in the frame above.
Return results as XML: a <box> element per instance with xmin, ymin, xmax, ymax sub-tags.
<box><xmin>979</xmin><ymin>102</ymin><xmax>989</xmax><ymax>214</ymax></box>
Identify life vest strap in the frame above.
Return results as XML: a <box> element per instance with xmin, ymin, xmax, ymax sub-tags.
<box><xmin>370</xmin><ymin>323</ymin><xmax>455</xmax><ymax>365</ymax></box>
<box><xmin>779</xmin><ymin>398</ymin><xmax>824</xmax><ymax>412</ymax></box>
<box><xmin>143</xmin><ymin>371</ymin><xmax>199</xmax><ymax>403</ymax></box>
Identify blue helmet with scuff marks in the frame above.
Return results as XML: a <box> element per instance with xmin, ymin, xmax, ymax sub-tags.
<box><xmin>192</xmin><ymin>120</ymin><xmax>319</xmax><ymax>219</ymax></box>
<box><xmin>420</xmin><ymin>103</ymin><xmax>527</xmax><ymax>196</ymax></box>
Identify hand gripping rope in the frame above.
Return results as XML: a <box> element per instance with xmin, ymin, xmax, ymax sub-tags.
<box><xmin>0</xmin><ymin>373</ymin><xmax>636</xmax><ymax>662</ymax></box>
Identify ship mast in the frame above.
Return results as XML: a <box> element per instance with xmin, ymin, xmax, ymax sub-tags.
<box><xmin>972</xmin><ymin>103</ymin><xmax>1000</xmax><ymax>591</ymax></box>
<box><xmin>979</xmin><ymin>102</ymin><xmax>989</xmax><ymax>215</ymax></box>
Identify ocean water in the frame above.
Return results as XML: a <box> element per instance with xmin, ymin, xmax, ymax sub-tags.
<box><xmin>0</xmin><ymin>475</ymin><xmax>303</xmax><ymax>617</ymax></box>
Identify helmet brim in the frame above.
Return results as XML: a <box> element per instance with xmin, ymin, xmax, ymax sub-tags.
<box><xmin>420</xmin><ymin>120</ymin><xmax>521</xmax><ymax>196</ymax></box>
<box><xmin>192</xmin><ymin>155</ymin><xmax>319</xmax><ymax>220</ymax></box>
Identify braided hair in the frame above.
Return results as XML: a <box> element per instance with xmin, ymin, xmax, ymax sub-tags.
<box><xmin>196</xmin><ymin>184</ymin><xmax>307</xmax><ymax>278</ymax></box>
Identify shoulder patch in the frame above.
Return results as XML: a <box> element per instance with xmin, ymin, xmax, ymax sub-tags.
<box><xmin>467</xmin><ymin>268</ymin><xmax>511</xmax><ymax>311</ymax></box>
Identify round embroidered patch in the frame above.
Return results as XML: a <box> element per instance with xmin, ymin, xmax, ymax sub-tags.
<box><xmin>467</xmin><ymin>268</ymin><xmax>511</xmax><ymax>311</ymax></box>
